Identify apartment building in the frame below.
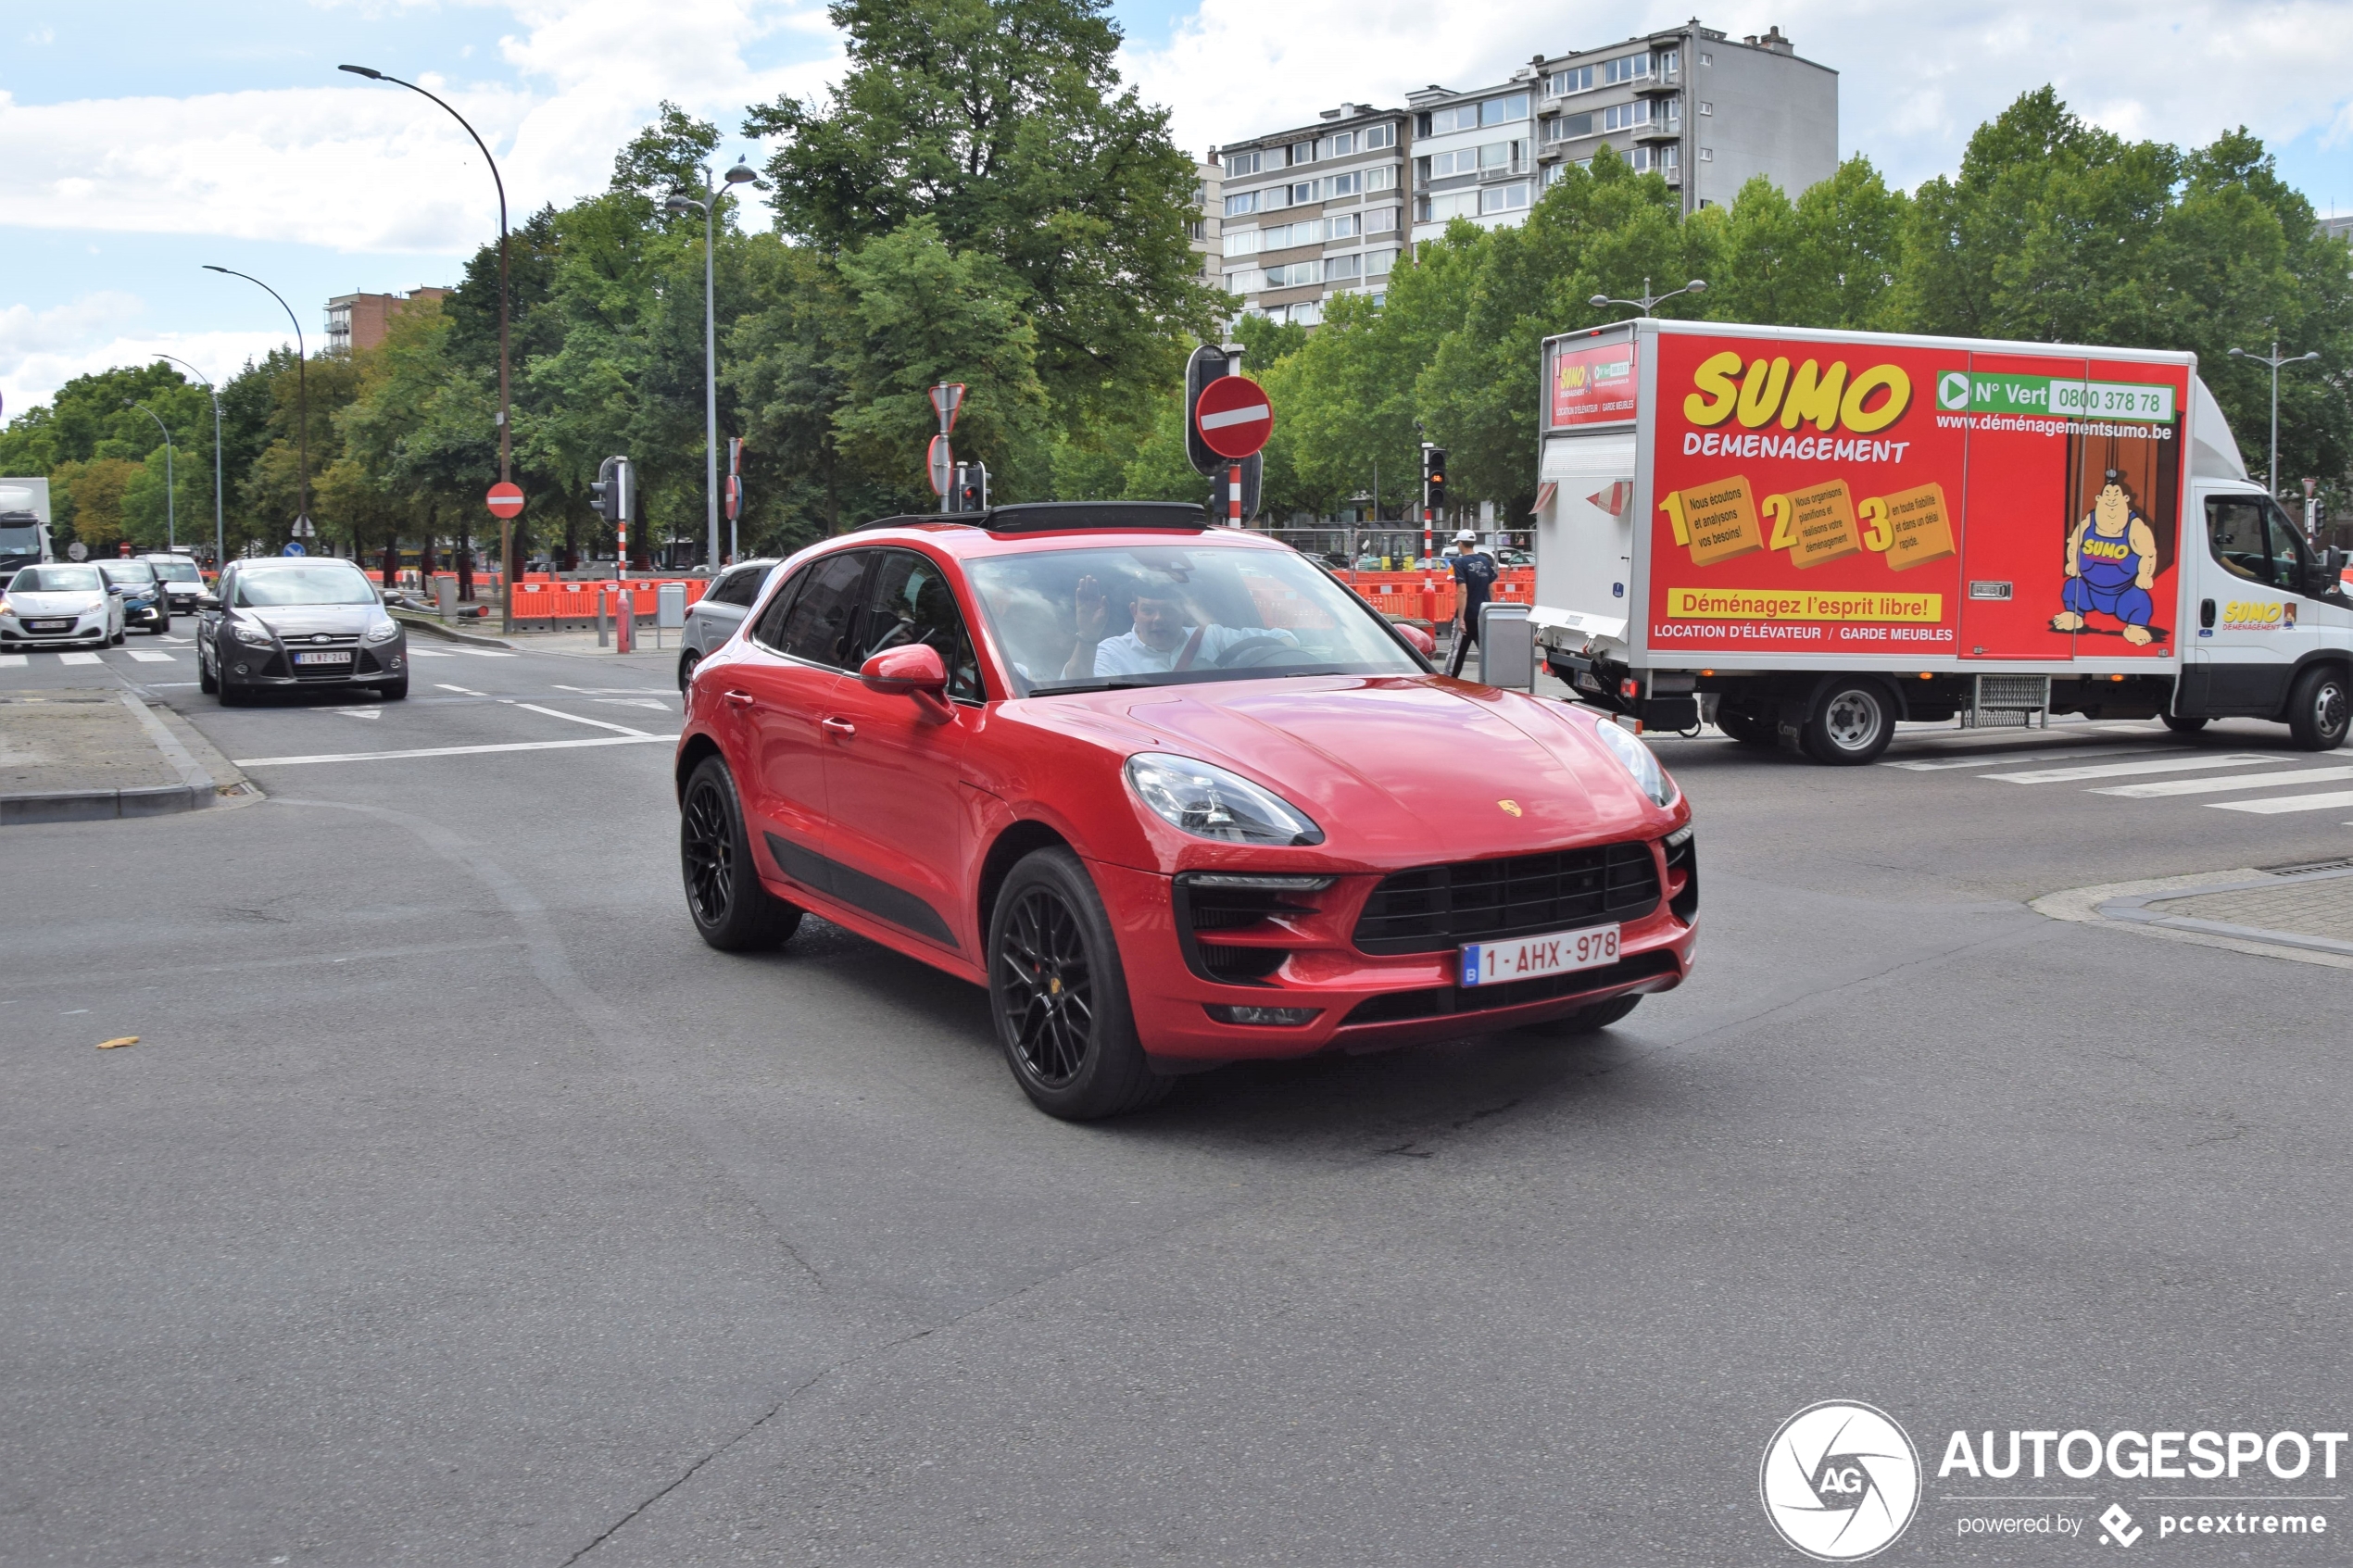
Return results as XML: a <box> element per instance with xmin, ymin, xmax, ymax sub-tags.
<box><xmin>1207</xmin><ymin>103</ymin><xmax>1412</xmax><ymax>326</ymax></box>
<box><xmin>1411</xmin><ymin>22</ymin><xmax>1835</xmax><ymax>245</ymax></box>
<box><xmin>1190</xmin><ymin>160</ymin><xmax>1223</xmax><ymax>290</ymax></box>
<box><xmin>324</xmin><ymin>286</ymin><xmax>451</xmax><ymax>356</ymax></box>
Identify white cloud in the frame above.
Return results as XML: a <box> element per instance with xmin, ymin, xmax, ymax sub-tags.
<box><xmin>0</xmin><ymin>294</ymin><xmax>291</xmax><ymax>424</ymax></box>
<box><xmin>1126</xmin><ymin>0</ymin><xmax>2353</xmax><ymax>190</ymax></box>
<box><xmin>0</xmin><ymin>0</ymin><xmax>843</xmax><ymax>257</ymax></box>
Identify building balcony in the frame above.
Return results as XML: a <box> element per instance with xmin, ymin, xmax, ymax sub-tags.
<box><xmin>1477</xmin><ymin>160</ymin><xmax>1534</xmax><ymax>183</ymax></box>
<box><xmin>1633</xmin><ymin>121</ymin><xmax>1681</xmax><ymax>142</ymax></box>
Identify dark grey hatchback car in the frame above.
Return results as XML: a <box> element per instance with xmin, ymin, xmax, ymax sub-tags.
<box><xmin>197</xmin><ymin>558</ymin><xmax>409</xmax><ymax>704</ymax></box>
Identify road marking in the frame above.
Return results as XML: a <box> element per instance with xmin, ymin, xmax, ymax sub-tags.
<box><xmin>125</xmin><ymin>650</ymin><xmax>177</xmax><ymax>663</ymax></box>
<box><xmin>453</xmin><ymin>648</ymin><xmax>516</xmax><ymax>658</ymax></box>
<box><xmin>2094</xmin><ymin>765</ymin><xmax>2353</xmax><ymax>798</ymax></box>
<box><xmin>2210</xmin><ymin>789</ymin><xmax>2353</xmax><ymax>815</ymax></box>
<box><xmin>328</xmin><ymin>707</ymin><xmax>382</xmax><ymax>721</ymax></box>
<box><xmin>435</xmin><ymin>684</ymin><xmax>485</xmax><ymax>696</ymax></box>
<box><xmin>595</xmin><ymin>697</ymin><xmax>670</xmax><ymax>711</ymax></box>
<box><xmin>0</xmin><ymin>656</ymin><xmax>22</xmax><ymax>670</ymax></box>
<box><xmin>503</xmin><ymin>699</ymin><xmax>656</xmax><ymax>737</ymax></box>
<box><xmin>1982</xmin><ymin>754</ymin><xmax>2280</xmax><ymax>784</ymax></box>
<box><xmin>1885</xmin><ymin>746</ymin><xmax>2168</xmax><ymax>771</ymax></box>
<box><xmin>58</xmin><ymin>651</ymin><xmax>103</xmax><ymax>665</ymax></box>
<box><xmin>233</xmin><ymin>734</ymin><xmax>669</xmax><ymax>767</ymax></box>
<box><xmin>555</xmin><ymin>684</ymin><xmax>669</xmax><ymax>696</ymax></box>
<box><xmin>409</xmin><ymin>649</ymin><xmax>453</xmax><ymax>659</ymax></box>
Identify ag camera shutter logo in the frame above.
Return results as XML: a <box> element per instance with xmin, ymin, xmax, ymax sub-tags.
<box><xmin>1937</xmin><ymin>370</ymin><xmax>1970</xmax><ymax>410</ymax></box>
<box><xmin>1761</xmin><ymin>1400</ymin><xmax>1921</xmax><ymax>1561</ymax></box>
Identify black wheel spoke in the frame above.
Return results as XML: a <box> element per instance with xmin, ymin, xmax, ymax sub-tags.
<box><xmin>996</xmin><ymin>885</ymin><xmax>1095</xmax><ymax>1089</ymax></box>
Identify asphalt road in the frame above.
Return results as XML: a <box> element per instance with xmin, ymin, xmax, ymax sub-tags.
<box><xmin>6</xmin><ymin>636</ymin><xmax>2349</xmax><ymax>1565</ymax></box>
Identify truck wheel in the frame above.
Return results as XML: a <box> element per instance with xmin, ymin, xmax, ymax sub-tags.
<box><xmin>2285</xmin><ymin>666</ymin><xmax>2351</xmax><ymax>751</ymax></box>
<box><xmin>2159</xmin><ymin>713</ymin><xmax>2208</xmax><ymax>735</ymax></box>
<box><xmin>1715</xmin><ymin>707</ymin><xmax>1776</xmax><ymax>747</ymax></box>
<box><xmin>1802</xmin><ymin>680</ymin><xmax>1893</xmax><ymax>765</ymax></box>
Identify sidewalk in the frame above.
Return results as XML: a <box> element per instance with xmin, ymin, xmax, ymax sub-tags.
<box><xmin>2033</xmin><ymin>861</ymin><xmax>2353</xmax><ymax>970</ymax></box>
<box><xmin>0</xmin><ymin>689</ymin><xmax>250</xmax><ymax>824</ymax></box>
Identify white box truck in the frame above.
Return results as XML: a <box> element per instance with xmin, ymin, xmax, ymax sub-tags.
<box><xmin>0</xmin><ymin>479</ymin><xmax>55</xmax><ymax>591</ymax></box>
<box><xmin>1529</xmin><ymin>320</ymin><xmax>2352</xmax><ymax>762</ymax></box>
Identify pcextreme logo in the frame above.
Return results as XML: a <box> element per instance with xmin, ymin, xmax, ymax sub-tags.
<box><xmin>1761</xmin><ymin>1401</ymin><xmax>1922</xmax><ymax>1561</ymax></box>
<box><xmin>1684</xmin><ymin>352</ymin><xmax>1913</xmax><ymax>435</ymax></box>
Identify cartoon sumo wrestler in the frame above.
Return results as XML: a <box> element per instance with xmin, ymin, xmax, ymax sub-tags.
<box><xmin>2052</xmin><ymin>470</ymin><xmax>2158</xmax><ymax>646</ymax></box>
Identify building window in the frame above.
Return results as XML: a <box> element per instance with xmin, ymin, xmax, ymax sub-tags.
<box><xmin>1291</xmin><ymin>300</ymin><xmax>1325</xmax><ymax>327</ymax></box>
<box><xmin>1601</xmin><ymin>100</ymin><xmax>1652</xmax><ymax>133</ymax></box>
<box><xmin>1325</xmin><ymin>170</ymin><xmax>1361</xmax><ymax>199</ymax></box>
<box><xmin>1224</xmin><ymin>151</ymin><xmax>1262</xmax><ymax>177</ymax></box>
<box><xmin>1698</xmin><ymin>50</ymin><xmax>1712</xmax><ymax>65</ymax></box>
<box><xmin>1225</xmin><ymin>191</ymin><xmax>1258</xmax><ymax>217</ymax></box>
<box><xmin>1480</xmin><ymin>94</ymin><xmax>1530</xmax><ymax>126</ymax></box>
<box><xmin>1326</xmin><ymin>131</ymin><xmax>1355</xmax><ymax>157</ymax></box>
<box><xmin>1365</xmin><ymin>205</ymin><xmax>1400</xmax><ymax>232</ymax></box>
<box><xmin>1325</xmin><ymin>253</ymin><xmax>1363</xmax><ymax>282</ymax></box>
<box><xmin>1364</xmin><ymin>122</ymin><xmax>1396</xmax><ymax>149</ymax></box>
<box><xmin>1699</xmin><ymin>147</ymin><xmax>1714</xmax><ymax>161</ymax></box>
<box><xmin>1629</xmin><ymin>145</ymin><xmax>1678</xmax><ymax>173</ymax></box>
<box><xmin>1427</xmin><ymin>104</ymin><xmax>1480</xmax><ymax>135</ymax></box>
<box><xmin>1602</xmin><ymin>53</ymin><xmax>1651</xmax><ymax>85</ymax></box>
<box><xmin>1698</xmin><ymin>101</ymin><xmax>1714</xmax><ymax>115</ymax></box>
<box><xmin>1368</xmin><ymin>291</ymin><xmax>1387</xmax><ymax>307</ymax></box>
<box><xmin>1291</xmin><ymin>141</ymin><xmax>1316</xmax><ymax>166</ymax></box>
<box><xmin>1365</xmin><ymin>248</ymin><xmax>1398</xmax><ymax>277</ymax></box>
<box><xmin>1658</xmin><ymin>48</ymin><xmax>1679</xmax><ymax>77</ymax></box>
<box><xmin>1365</xmin><ymin>164</ymin><xmax>1395</xmax><ymax>192</ymax></box>
<box><xmin>1546</xmin><ymin>111</ymin><xmax>1594</xmax><ymax>141</ymax></box>
<box><xmin>1225</xmin><ymin>268</ymin><xmax>1262</xmax><ymax>294</ymax></box>
<box><xmin>1547</xmin><ymin>65</ymin><xmax>1594</xmax><ymax>96</ymax></box>
<box><xmin>1425</xmin><ymin>189</ymin><xmax>1479</xmax><ymax>222</ymax></box>
<box><xmin>1223</xmin><ymin>229</ymin><xmax>1262</xmax><ymax>257</ymax></box>
<box><xmin>1479</xmin><ymin>182</ymin><xmax>1530</xmax><ymax>215</ymax></box>
<box><xmin>1327</xmin><ymin>212</ymin><xmax>1360</xmax><ymax>239</ymax></box>
<box><xmin>1188</xmin><ymin>219</ymin><xmax>1206</xmax><ymax>241</ymax></box>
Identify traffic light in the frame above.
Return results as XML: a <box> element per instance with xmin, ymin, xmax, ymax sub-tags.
<box><xmin>589</xmin><ymin>455</ymin><xmax>634</xmax><ymax>523</ymax></box>
<box><xmin>950</xmin><ymin>461</ymin><xmax>989</xmax><ymax>515</ymax></box>
<box><xmin>1421</xmin><ymin>445</ymin><xmax>1447</xmax><ymax>514</ymax></box>
<box><xmin>1184</xmin><ymin>344</ymin><xmax>1236</xmax><ymax>477</ymax></box>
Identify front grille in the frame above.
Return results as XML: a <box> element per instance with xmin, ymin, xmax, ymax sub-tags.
<box><xmin>1340</xmin><ymin>949</ymin><xmax>1680</xmax><ymax>1026</ymax></box>
<box><xmin>1666</xmin><ymin>833</ymin><xmax>1698</xmax><ymax>922</ymax></box>
<box><xmin>1172</xmin><ymin>876</ymin><xmax>1325</xmax><ymax>986</ymax></box>
<box><xmin>1353</xmin><ymin>842</ymin><xmax>1661</xmax><ymax>954</ymax></box>
<box><xmin>1198</xmin><ymin>943</ymin><xmax>1287</xmax><ymax>982</ymax></box>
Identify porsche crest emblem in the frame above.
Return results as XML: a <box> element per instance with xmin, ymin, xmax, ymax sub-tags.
<box><xmin>1497</xmin><ymin>799</ymin><xmax>1523</xmax><ymax>817</ymax></box>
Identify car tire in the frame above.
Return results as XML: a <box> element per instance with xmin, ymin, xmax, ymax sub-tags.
<box><xmin>111</xmin><ymin>630</ymin><xmax>126</xmax><ymax>646</ymax></box>
<box><xmin>2285</xmin><ymin>665</ymin><xmax>2351</xmax><ymax>751</ymax></box>
<box><xmin>198</xmin><ymin>652</ymin><xmax>219</xmax><ymax>695</ymax></box>
<box><xmin>219</xmin><ymin>677</ymin><xmax>251</xmax><ymax>708</ymax></box>
<box><xmin>1520</xmin><ymin>994</ymin><xmax>1642</xmax><ymax>1037</ymax></box>
<box><xmin>154</xmin><ymin>613</ymin><xmax>170</xmax><ymax>635</ymax></box>
<box><xmin>988</xmin><ymin>847</ymin><xmax>1170</xmax><ymax>1121</ymax></box>
<box><xmin>680</xmin><ymin>756</ymin><xmax>803</xmax><ymax>951</ymax></box>
<box><xmin>1801</xmin><ymin>679</ymin><xmax>1893</xmax><ymax>765</ymax></box>
<box><xmin>378</xmin><ymin>677</ymin><xmax>409</xmax><ymax>700</ymax></box>
<box><xmin>678</xmin><ymin>647</ymin><xmax>700</xmax><ymax>692</ymax></box>
<box><xmin>2159</xmin><ymin>712</ymin><xmax>2208</xmax><ymax>735</ymax></box>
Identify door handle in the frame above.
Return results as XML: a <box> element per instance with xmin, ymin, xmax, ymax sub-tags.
<box><xmin>723</xmin><ymin>689</ymin><xmax>757</xmax><ymax>708</ymax></box>
<box><xmin>2199</xmin><ymin>599</ymin><xmax>2216</xmax><ymax>629</ymax></box>
<box><xmin>820</xmin><ymin>716</ymin><xmax>857</xmax><ymax>738</ymax></box>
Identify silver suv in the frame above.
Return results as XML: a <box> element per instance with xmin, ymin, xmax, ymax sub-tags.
<box><xmin>677</xmin><ymin>558</ymin><xmax>777</xmax><ymax>689</ymax></box>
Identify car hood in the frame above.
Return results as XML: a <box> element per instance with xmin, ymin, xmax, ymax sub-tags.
<box><xmin>6</xmin><ymin>591</ymin><xmax>106</xmax><ymax>615</ymax></box>
<box><xmin>238</xmin><ymin>604</ymin><xmax>382</xmax><ymax>637</ymax></box>
<box><xmin>1028</xmin><ymin>675</ymin><xmax>1664</xmax><ymax>862</ymax></box>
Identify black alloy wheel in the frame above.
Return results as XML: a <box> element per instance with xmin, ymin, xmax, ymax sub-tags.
<box><xmin>988</xmin><ymin>847</ymin><xmax>1169</xmax><ymax>1120</ymax></box>
<box><xmin>2287</xmin><ymin>665</ymin><xmax>2351</xmax><ymax>751</ymax></box>
<box><xmin>680</xmin><ymin>755</ymin><xmax>801</xmax><ymax>950</ymax></box>
<box><xmin>197</xmin><ymin>650</ymin><xmax>218</xmax><ymax>695</ymax></box>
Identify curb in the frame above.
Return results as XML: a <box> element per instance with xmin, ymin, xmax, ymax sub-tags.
<box><xmin>389</xmin><ymin>608</ymin><xmax>512</xmax><ymax>649</ymax></box>
<box><xmin>0</xmin><ymin>691</ymin><xmax>232</xmax><ymax>826</ymax></box>
<box><xmin>2031</xmin><ymin>863</ymin><xmax>2353</xmax><ymax>971</ymax></box>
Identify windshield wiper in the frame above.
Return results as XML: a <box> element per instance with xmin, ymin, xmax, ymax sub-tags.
<box><xmin>1025</xmin><ymin>678</ymin><xmax>1163</xmax><ymax>695</ymax></box>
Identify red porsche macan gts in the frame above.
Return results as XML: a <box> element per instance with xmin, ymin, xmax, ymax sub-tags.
<box><xmin>673</xmin><ymin>502</ymin><xmax>1696</xmax><ymax>1119</ymax></box>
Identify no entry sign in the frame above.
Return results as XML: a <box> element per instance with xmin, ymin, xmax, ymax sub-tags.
<box><xmin>485</xmin><ymin>482</ymin><xmax>525</xmax><ymax>519</ymax></box>
<box><xmin>1194</xmin><ymin>375</ymin><xmax>1273</xmax><ymax>460</ymax></box>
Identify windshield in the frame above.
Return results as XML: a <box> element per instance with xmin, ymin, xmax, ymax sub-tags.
<box><xmin>233</xmin><ymin>565</ymin><xmax>377</xmax><ymax>607</ymax></box>
<box><xmin>99</xmin><ymin>560</ymin><xmax>157</xmax><ymax>584</ymax></box>
<box><xmin>966</xmin><ymin>542</ymin><xmax>1425</xmax><ymax>696</ymax></box>
<box><xmin>0</xmin><ymin>524</ymin><xmax>39</xmax><ymax>558</ymax></box>
<box><xmin>147</xmin><ymin>558</ymin><xmax>201</xmax><ymax>582</ymax></box>
<box><xmin>11</xmin><ymin>565</ymin><xmax>102</xmax><ymax>593</ymax></box>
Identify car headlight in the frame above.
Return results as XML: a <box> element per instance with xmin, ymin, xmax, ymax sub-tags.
<box><xmin>1124</xmin><ymin>753</ymin><xmax>1325</xmax><ymax>847</ymax></box>
<box><xmin>363</xmin><ymin>619</ymin><xmax>400</xmax><ymax>643</ymax></box>
<box><xmin>231</xmin><ymin>622</ymin><xmax>276</xmax><ymax>647</ymax></box>
<box><xmin>1591</xmin><ymin>715</ymin><xmax>1678</xmax><ymax>809</ymax></box>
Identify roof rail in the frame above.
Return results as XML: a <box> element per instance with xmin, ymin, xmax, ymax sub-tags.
<box><xmin>855</xmin><ymin>501</ymin><xmax>1210</xmax><ymax>533</ymax></box>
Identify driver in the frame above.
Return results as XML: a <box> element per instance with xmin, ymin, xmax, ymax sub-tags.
<box><xmin>1064</xmin><ymin>574</ymin><xmax>1295</xmax><ymax>678</ymax></box>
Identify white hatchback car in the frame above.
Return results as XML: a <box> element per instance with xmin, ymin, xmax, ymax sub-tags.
<box><xmin>0</xmin><ymin>562</ymin><xmax>125</xmax><ymax>650</ymax></box>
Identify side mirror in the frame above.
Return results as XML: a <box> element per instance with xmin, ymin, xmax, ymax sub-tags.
<box><xmin>860</xmin><ymin>644</ymin><xmax>953</xmax><ymax>720</ymax></box>
<box><xmin>1396</xmin><ymin>623</ymin><xmax>1437</xmax><ymax>659</ymax></box>
<box><xmin>107</xmin><ymin>583</ymin><xmax>125</xmax><ymax>596</ymax></box>
<box><xmin>195</xmin><ymin>594</ymin><xmax>221</xmax><ymax>613</ymax></box>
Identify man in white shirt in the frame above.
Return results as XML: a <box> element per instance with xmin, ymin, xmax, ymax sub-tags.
<box><xmin>1063</xmin><ymin>574</ymin><xmax>1295</xmax><ymax>679</ymax></box>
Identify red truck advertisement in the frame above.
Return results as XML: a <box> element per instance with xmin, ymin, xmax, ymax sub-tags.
<box><xmin>1646</xmin><ymin>332</ymin><xmax>2191</xmax><ymax>663</ymax></box>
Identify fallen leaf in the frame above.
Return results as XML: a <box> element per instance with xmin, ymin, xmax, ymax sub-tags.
<box><xmin>94</xmin><ymin>1036</ymin><xmax>139</xmax><ymax>1050</ymax></box>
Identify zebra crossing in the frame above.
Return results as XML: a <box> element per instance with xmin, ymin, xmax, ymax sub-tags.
<box><xmin>0</xmin><ymin>639</ymin><xmax>514</xmax><ymax>674</ymax></box>
<box><xmin>1881</xmin><ymin>725</ymin><xmax>2353</xmax><ymax>822</ymax></box>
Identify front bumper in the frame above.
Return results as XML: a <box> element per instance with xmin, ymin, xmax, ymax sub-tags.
<box><xmin>1095</xmin><ymin>841</ymin><xmax>1697</xmax><ymax>1064</ymax></box>
<box><xmin>221</xmin><ymin>641</ymin><xmax>406</xmax><ymax>687</ymax></box>
<box><xmin>124</xmin><ymin>600</ymin><xmax>167</xmax><ymax>625</ymax></box>
<box><xmin>1</xmin><ymin>617</ymin><xmax>110</xmax><ymax>646</ymax></box>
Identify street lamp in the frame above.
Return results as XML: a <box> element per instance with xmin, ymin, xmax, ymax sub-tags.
<box><xmin>1590</xmin><ymin>277</ymin><xmax>1707</xmax><ymax>317</ymax></box>
<box><xmin>122</xmin><ymin>400</ymin><xmax>175</xmax><ymax>551</ymax></box>
<box><xmin>340</xmin><ymin>63</ymin><xmax>517</xmax><ymax>629</ymax></box>
<box><xmin>157</xmin><ymin>356</ymin><xmax>222</xmax><ymax>570</ymax></box>
<box><xmin>203</xmin><ymin>265</ymin><xmax>308</xmax><ymax>546</ymax></box>
<box><xmin>2226</xmin><ymin>342</ymin><xmax>2322</xmax><ymax>499</ymax></box>
<box><xmin>666</xmin><ymin>157</ymin><xmax>760</xmax><ymax>571</ymax></box>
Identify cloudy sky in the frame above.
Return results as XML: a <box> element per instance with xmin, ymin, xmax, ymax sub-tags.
<box><xmin>4</xmin><ymin>0</ymin><xmax>2350</xmax><ymax>419</ymax></box>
